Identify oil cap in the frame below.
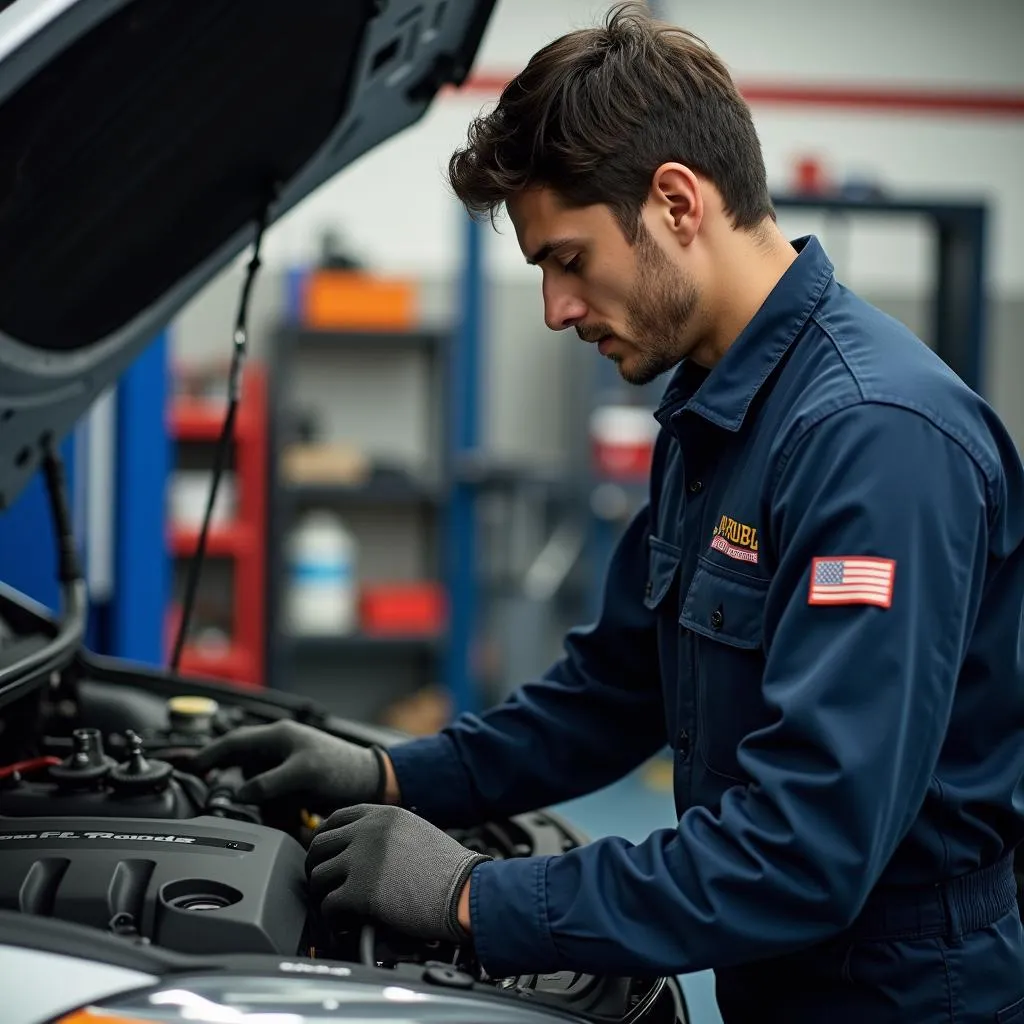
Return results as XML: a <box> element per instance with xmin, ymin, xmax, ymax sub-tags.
<box><xmin>167</xmin><ymin>695</ymin><xmax>220</xmax><ymax>735</ymax></box>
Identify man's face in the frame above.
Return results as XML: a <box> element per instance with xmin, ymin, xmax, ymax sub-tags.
<box><xmin>508</xmin><ymin>187</ymin><xmax>701</xmax><ymax>386</ymax></box>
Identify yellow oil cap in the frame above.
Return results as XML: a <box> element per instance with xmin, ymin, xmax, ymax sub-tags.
<box><xmin>167</xmin><ymin>695</ymin><xmax>219</xmax><ymax>732</ymax></box>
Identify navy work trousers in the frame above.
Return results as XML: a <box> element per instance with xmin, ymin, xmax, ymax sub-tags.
<box><xmin>714</xmin><ymin>856</ymin><xmax>1024</xmax><ymax>1023</ymax></box>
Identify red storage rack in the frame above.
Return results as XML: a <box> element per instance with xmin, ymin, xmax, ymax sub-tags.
<box><xmin>167</xmin><ymin>363</ymin><xmax>267</xmax><ymax>688</ymax></box>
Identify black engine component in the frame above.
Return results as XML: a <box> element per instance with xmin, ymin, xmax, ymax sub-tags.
<box><xmin>0</xmin><ymin>814</ymin><xmax>306</xmax><ymax>954</ymax></box>
<box><xmin>0</xmin><ymin>726</ymin><xmax>206</xmax><ymax>819</ymax></box>
<box><xmin>47</xmin><ymin>727</ymin><xmax>116</xmax><ymax>787</ymax></box>
<box><xmin>108</xmin><ymin>730</ymin><xmax>175</xmax><ymax>792</ymax></box>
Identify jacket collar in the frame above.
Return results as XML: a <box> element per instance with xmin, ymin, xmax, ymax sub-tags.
<box><xmin>655</xmin><ymin>235</ymin><xmax>834</xmax><ymax>432</ymax></box>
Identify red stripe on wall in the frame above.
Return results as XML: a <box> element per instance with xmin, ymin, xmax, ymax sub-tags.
<box><xmin>454</xmin><ymin>74</ymin><xmax>1024</xmax><ymax>117</ymax></box>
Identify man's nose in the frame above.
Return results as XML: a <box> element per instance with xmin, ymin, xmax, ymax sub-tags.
<box><xmin>543</xmin><ymin>284</ymin><xmax>587</xmax><ymax>332</ymax></box>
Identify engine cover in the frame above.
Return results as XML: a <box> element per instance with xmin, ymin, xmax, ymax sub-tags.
<box><xmin>0</xmin><ymin>815</ymin><xmax>307</xmax><ymax>955</ymax></box>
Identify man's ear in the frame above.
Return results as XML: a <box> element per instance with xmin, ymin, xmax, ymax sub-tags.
<box><xmin>649</xmin><ymin>163</ymin><xmax>703</xmax><ymax>246</ymax></box>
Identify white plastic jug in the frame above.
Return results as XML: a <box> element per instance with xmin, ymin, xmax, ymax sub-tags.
<box><xmin>284</xmin><ymin>510</ymin><xmax>357</xmax><ymax>636</ymax></box>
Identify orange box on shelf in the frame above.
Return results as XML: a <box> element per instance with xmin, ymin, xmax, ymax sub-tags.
<box><xmin>301</xmin><ymin>270</ymin><xmax>417</xmax><ymax>331</ymax></box>
<box><xmin>360</xmin><ymin>582</ymin><xmax>447</xmax><ymax>636</ymax></box>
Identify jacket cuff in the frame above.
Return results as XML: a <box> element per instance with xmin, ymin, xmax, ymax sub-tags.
<box><xmin>386</xmin><ymin>733</ymin><xmax>475</xmax><ymax>825</ymax></box>
<box><xmin>469</xmin><ymin>856</ymin><xmax>560</xmax><ymax>978</ymax></box>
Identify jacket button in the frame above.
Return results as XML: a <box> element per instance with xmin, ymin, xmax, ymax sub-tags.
<box><xmin>710</xmin><ymin>608</ymin><xmax>724</xmax><ymax>630</ymax></box>
<box><xmin>645</xmin><ymin>580</ymin><xmax>653</xmax><ymax>599</ymax></box>
<box><xmin>688</xmin><ymin>479</ymin><xmax>703</xmax><ymax>495</ymax></box>
<box><xmin>677</xmin><ymin>731</ymin><xmax>691</xmax><ymax>761</ymax></box>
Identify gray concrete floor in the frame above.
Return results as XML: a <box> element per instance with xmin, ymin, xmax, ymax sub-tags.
<box><xmin>553</xmin><ymin>756</ymin><xmax>724</xmax><ymax>1024</ymax></box>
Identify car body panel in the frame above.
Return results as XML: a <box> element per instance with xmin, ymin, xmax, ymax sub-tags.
<box><xmin>0</xmin><ymin>0</ymin><xmax>495</xmax><ymax>510</ymax></box>
<box><xmin>0</xmin><ymin>943</ymin><xmax>158</xmax><ymax>1024</ymax></box>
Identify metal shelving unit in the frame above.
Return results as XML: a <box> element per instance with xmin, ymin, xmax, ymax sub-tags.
<box><xmin>279</xmin><ymin>634</ymin><xmax>444</xmax><ymax>656</ymax></box>
<box><xmin>166</xmin><ymin>362</ymin><xmax>268</xmax><ymax>688</ymax></box>
<box><xmin>265</xmin><ymin>312</ymin><xmax>461</xmax><ymax>723</ymax></box>
<box><xmin>283</xmin><ymin>475</ymin><xmax>443</xmax><ymax>507</ymax></box>
<box><xmin>263</xmin><ymin>216</ymin><xmax>489</xmax><ymax>723</ymax></box>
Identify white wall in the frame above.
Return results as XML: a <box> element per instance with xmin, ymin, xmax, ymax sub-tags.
<box><xmin>174</xmin><ymin>0</ymin><xmax>1024</xmax><ymax>459</ymax></box>
<box><xmin>258</xmin><ymin>0</ymin><xmax>1024</xmax><ymax>295</ymax></box>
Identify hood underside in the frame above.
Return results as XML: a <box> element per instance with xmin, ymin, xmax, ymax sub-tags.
<box><xmin>0</xmin><ymin>0</ymin><xmax>495</xmax><ymax>509</ymax></box>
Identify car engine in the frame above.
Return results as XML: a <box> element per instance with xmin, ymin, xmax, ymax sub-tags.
<box><xmin>0</xmin><ymin>811</ymin><xmax>306</xmax><ymax>955</ymax></box>
<box><xmin>0</xmin><ymin>693</ymin><xmax>313</xmax><ymax>957</ymax></box>
<box><xmin>0</xmin><ymin>663</ymin><xmax>684</xmax><ymax>1024</ymax></box>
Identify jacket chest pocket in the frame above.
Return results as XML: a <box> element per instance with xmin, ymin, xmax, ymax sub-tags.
<box><xmin>644</xmin><ymin>536</ymin><xmax>683</xmax><ymax>612</ymax></box>
<box><xmin>680</xmin><ymin>558</ymin><xmax>770</xmax><ymax>784</ymax></box>
<box><xmin>643</xmin><ymin>536</ymin><xmax>685</xmax><ymax>727</ymax></box>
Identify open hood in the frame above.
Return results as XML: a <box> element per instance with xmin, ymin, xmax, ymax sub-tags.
<box><xmin>0</xmin><ymin>0</ymin><xmax>496</xmax><ymax>510</ymax></box>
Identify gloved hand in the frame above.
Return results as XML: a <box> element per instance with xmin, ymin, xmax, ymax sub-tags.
<box><xmin>188</xmin><ymin>719</ymin><xmax>385</xmax><ymax>809</ymax></box>
<box><xmin>306</xmin><ymin>804</ymin><xmax>490</xmax><ymax>943</ymax></box>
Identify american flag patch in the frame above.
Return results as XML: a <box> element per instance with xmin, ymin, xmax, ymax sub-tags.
<box><xmin>808</xmin><ymin>556</ymin><xmax>896</xmax><ymax>608</ymax></box>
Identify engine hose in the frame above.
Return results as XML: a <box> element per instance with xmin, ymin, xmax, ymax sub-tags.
<box><xmin>0</xmin><ymin>756</ymin><xmax>61</xmax><ymax>780</ymax></box>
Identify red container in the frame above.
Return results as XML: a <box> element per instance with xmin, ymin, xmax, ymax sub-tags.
<box><xmin>360</xmin><ymin>582</ymin><xmax>447</xmax><ymax>636</ymax></box>
<box><xmin>590</xmin><ymin>405</ymin><xmax>657</xmax><ymax>481</ymax></box>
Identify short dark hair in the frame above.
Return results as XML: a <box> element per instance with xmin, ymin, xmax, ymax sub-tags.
<box><xmin>448</xmin><ymin>2</ymin><xmax>775</xmax><ymax>240</ymax></box>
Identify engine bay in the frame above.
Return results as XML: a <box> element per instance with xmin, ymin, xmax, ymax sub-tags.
<box><xmin>0</xmin><ymin>619</ymin><xmax>683</xmax><ymax>1024</ymax></box>
<box><xmin>0</xmin><ymin>812</ymin><xmax>307</xmax><ymax>955</ymax></box>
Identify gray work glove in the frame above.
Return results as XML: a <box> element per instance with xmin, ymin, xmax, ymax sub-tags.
<box><xmin>189</xmin><ymin>720</ymin><xmax>385</xmax><ymax>809</ymax></box>
<box><xmin>306</xmin><ymin>804</ymin><xmax>490</xmax><ymax>943</ymax></box>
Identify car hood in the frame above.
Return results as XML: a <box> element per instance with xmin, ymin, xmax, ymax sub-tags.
<box><xmin>0</xmin><ymin>0</ymin><xmax>495</xmax><ymax>510</ymax></box>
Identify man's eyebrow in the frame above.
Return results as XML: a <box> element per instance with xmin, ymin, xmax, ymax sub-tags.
<box><xmin>526</xmin><ymin>238</ymin><xmax>582</xmax><ymax>265</ymax></box>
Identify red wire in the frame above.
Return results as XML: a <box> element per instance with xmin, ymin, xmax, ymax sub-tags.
<box><xmin>0</xmin><ymin>756</ymin><xmax>62</xmax><ymax>780</ymax></box>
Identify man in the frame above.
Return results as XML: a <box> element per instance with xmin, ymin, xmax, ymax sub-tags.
<box><xmin>193</xmin><ymin>4</ymin><xmax>1024</xmax><ymax>1020</ymax></box>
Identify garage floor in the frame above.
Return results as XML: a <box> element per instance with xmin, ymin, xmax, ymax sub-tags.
<box><xmin>554</xmin><ymin>755</ymin><xmax>724</xmax><ymax>1024</ymax></box>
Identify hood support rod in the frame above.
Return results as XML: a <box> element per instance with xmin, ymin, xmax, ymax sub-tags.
<box><xmin>170</xmin><ymin>198</ymin><xmax>273</xmax><ymax>673</ymax></box>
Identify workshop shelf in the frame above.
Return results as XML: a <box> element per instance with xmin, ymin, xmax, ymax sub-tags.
<box><xmin>168</xmin><ymin>363</ymin><xmax>267</xmax><ymax>688</ymax></box>
<box><xmin>169</xmin><ymin>524</ymin><xmax>256</xmax><ymax>558</ymax></box>
<box><xmin>284</xmin><ymin>328</ymin><xmax>447</xmax><ymax>353</ymax></box>
<box><xmin>169</xmin><ymin>399</ymin><xmax>257</xmax><ymax>442</ymax></box>
<box><xmin>265</xmin><ymin>314</ymin><xmax>459</xmax><ymax>724</ymax></box>
<box><xmin>282</xmin><ymin>633</ymin><xmax>444</xmax><ymax>655</ymax></box>
<box><xmin>284</xmin><ymin>474</ymin><xmax>442</xmax><ymax>508</ymax></box>
<box><xmin>177</xmin><ymin>643</ymin><xmax>258</xmax><ymax>687</ymax></box>
<box><xmin>268</xmin><ymin>228</ymin><xmax>486</xmax><ymax>724</ymax></box>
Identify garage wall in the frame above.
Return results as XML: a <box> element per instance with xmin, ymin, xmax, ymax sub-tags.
<box><xmin>249</xmin><ymin>0</ymin><xmax>1024</xmax><ymax>287</ymax></box>
<box><xmin>172</xmin><ymin>0</ymin><xmax>1024</xmax><ymax>447</ymax></box>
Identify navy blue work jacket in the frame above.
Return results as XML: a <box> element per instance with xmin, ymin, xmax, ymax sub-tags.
<box><xmin>388</xmin><ymin>236</ymin><xmax>1024</xmax><ymax>980</ymax></box>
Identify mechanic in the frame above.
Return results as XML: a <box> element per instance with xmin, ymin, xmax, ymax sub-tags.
<box><xmin>193</xmin><ymin>4</ymin><xmax>1024</xmax><ymax>1021</ymax></box>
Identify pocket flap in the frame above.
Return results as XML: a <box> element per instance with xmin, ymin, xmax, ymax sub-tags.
<box><xmin>644</xmin><ymin>536</ymin><xmax>682</xmax><ymax>610</ymax></box>
<box><xmin>680</xmin><ymin>559</ymin><xmax>767</xmax><ymax>649</ymax></box>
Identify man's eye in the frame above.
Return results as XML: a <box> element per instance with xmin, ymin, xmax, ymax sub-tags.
<box><xmin>563</xmin><ymin>255</ymin><xmax>583</xmax><ymax>274</ymax></box>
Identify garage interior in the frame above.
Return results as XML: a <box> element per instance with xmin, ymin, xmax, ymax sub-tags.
<box><xmin>0</xmin><ymin>1</ymin><xmax>1021</xmax><ymax>1021</ymax></box>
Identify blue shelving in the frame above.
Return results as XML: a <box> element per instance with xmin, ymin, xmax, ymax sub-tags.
<box><xmin>444</xmin><ymin>213</ymin><xmax>487</xmax><ymax>716</ymax></box>
<box><xmin>113</xmin><ymin>331</ymin><xmax>171</xmax><ymax>667</ymax></box>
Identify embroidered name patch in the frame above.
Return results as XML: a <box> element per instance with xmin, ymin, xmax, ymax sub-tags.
<box><xmin>808</xmin><ymin>556</ymin><xmax>896</xmax><ymax>608</ymax></box>
<box><xmin>710</xmin><ymin>514</ymin><xmax>759</xmax><ymax>565</ymax></box>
